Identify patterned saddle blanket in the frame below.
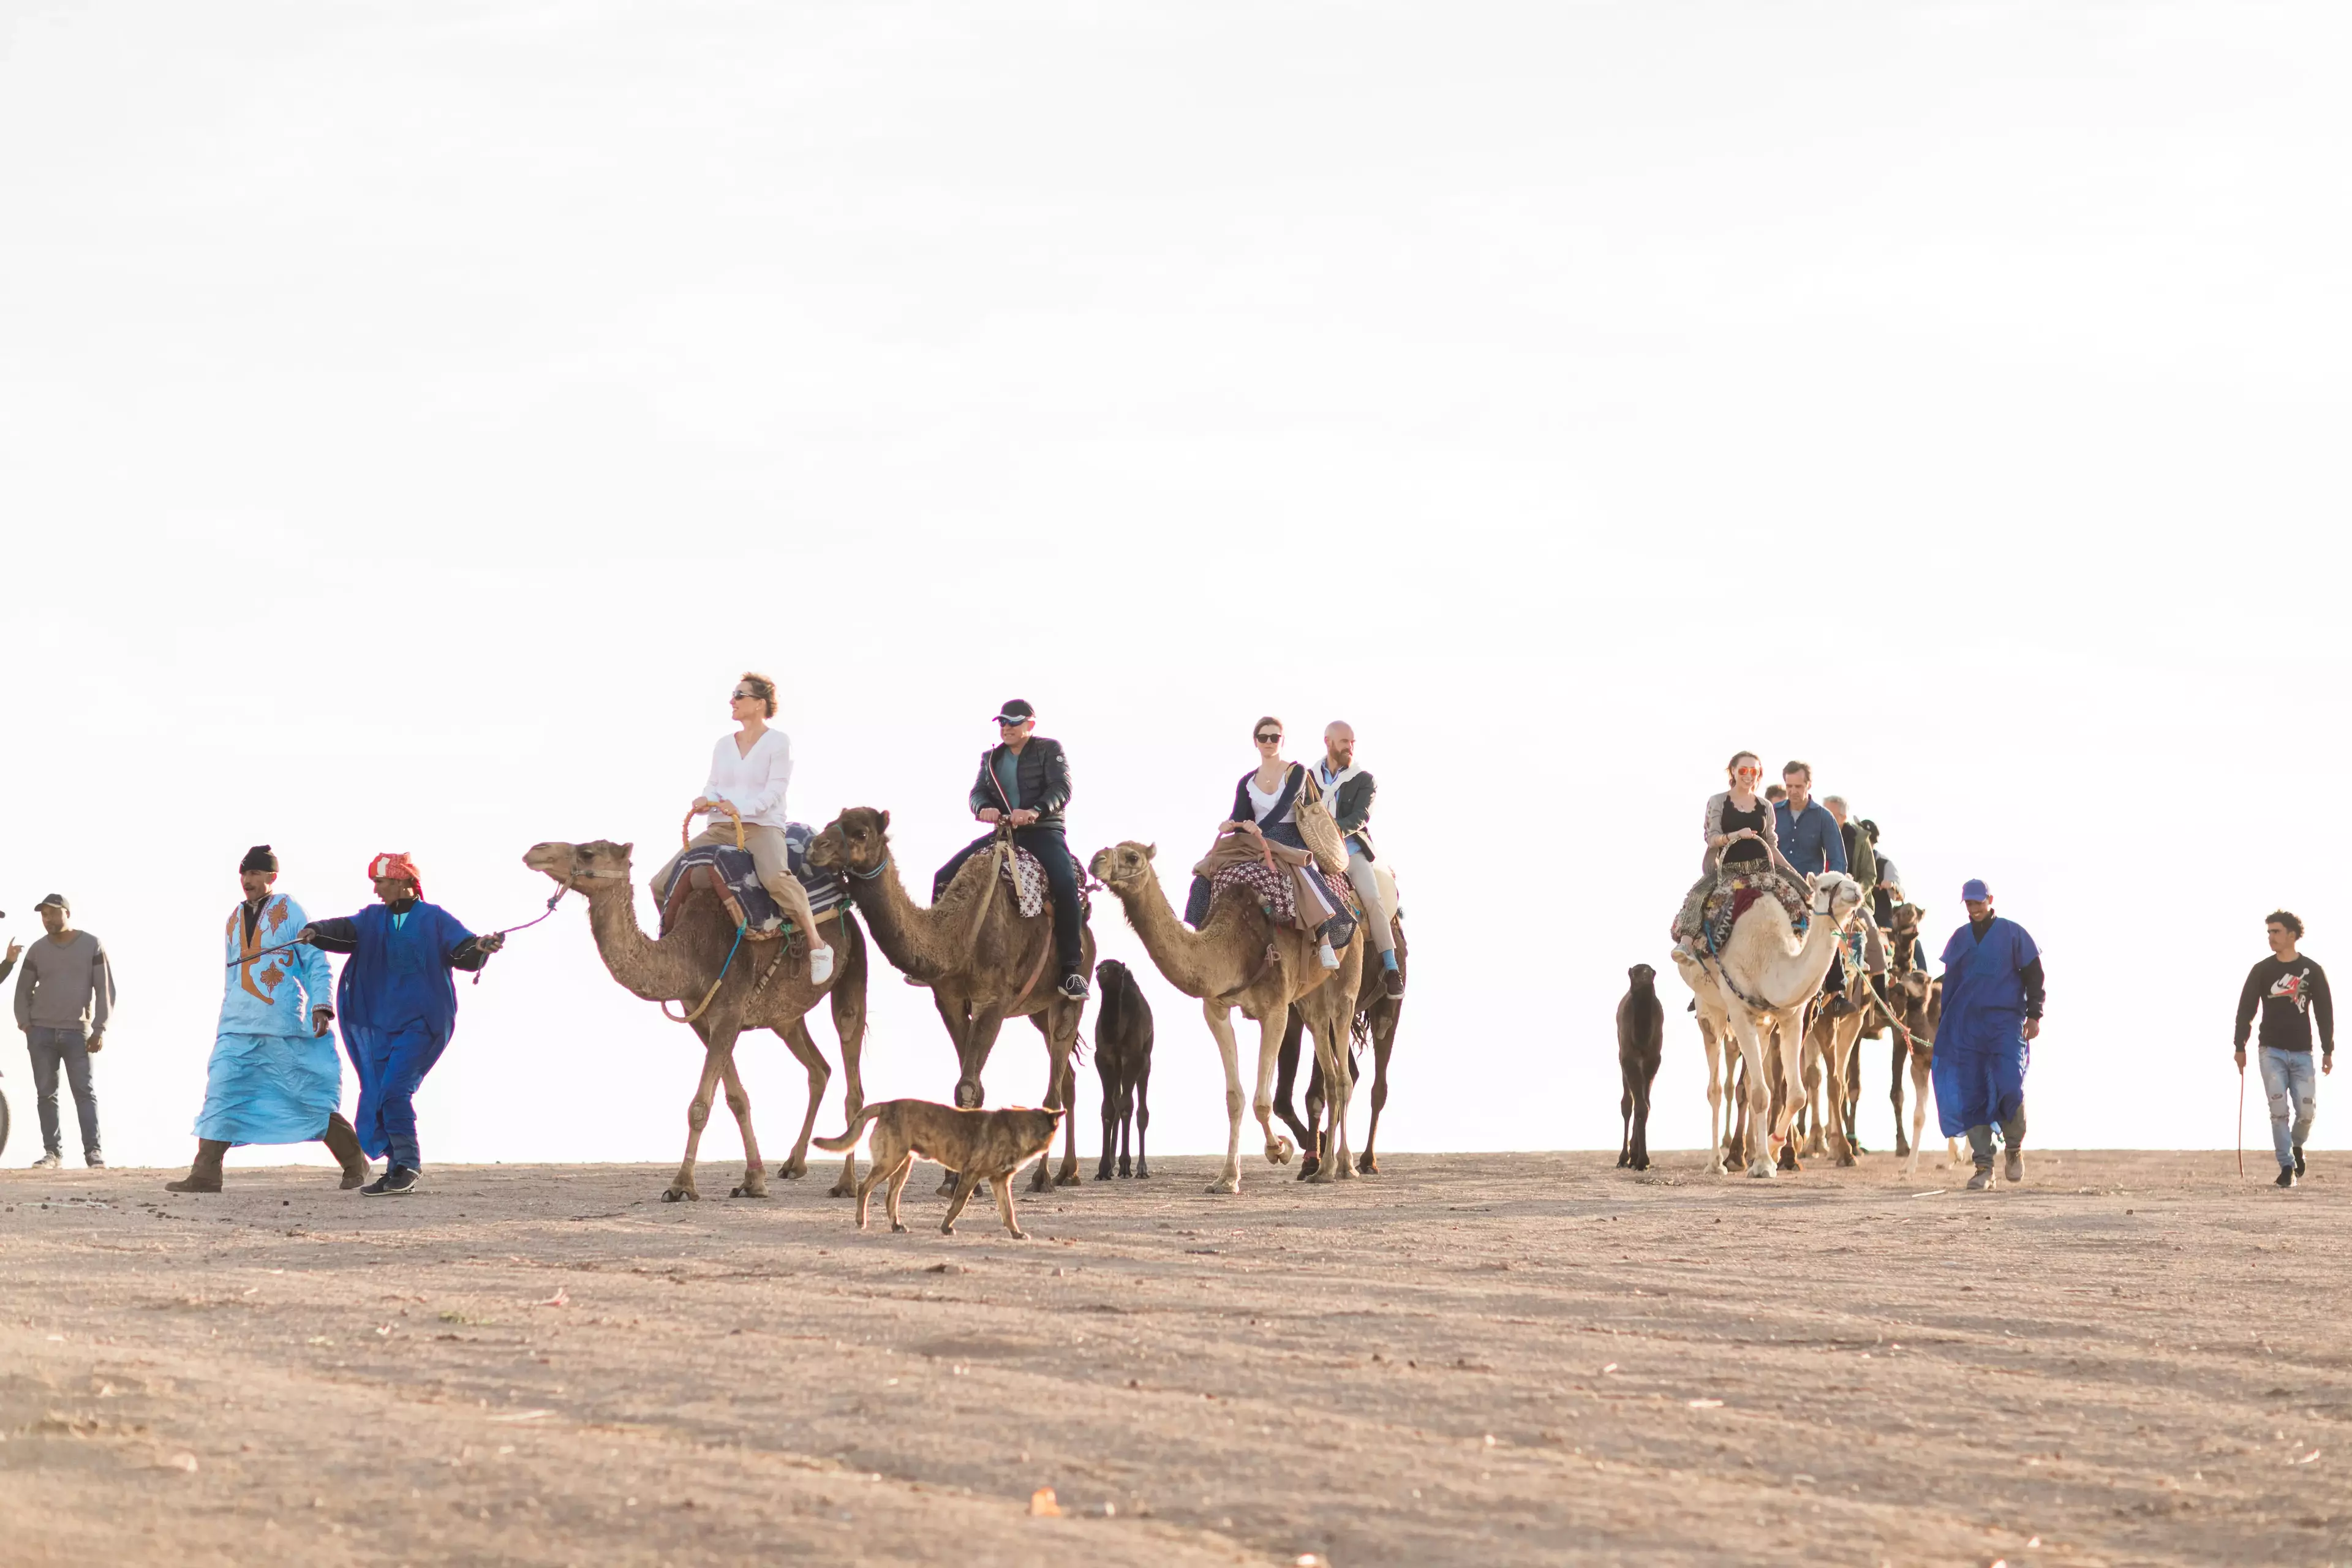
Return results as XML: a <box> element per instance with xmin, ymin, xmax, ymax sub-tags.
<box><xmin>1209</xmin><ymin>859</ymin><xmax>1359</xmax><ymax>947</ymax></box>
<box><xmin>1701</xmin><ymin>869</ymin><xmax>1808</xmax><ymax>954</ymax></box>
<box><xmin>1000</xmin><ymin>845</ymin><xmax>1091</xmax><ymax>924</ymax></box>
<box><xmin>661</xmin><ymin>823</ymin><xmax>846</xmax><ymax>941</ymax></box>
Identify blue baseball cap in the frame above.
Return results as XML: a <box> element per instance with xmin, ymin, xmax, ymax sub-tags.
<box><xmin>1960</xmin><ymin>878</ymin><xmax>1992</xmax><ymax>902</ymax></box>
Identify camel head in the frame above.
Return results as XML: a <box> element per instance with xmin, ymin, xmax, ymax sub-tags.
<box><xmin>1626</xmin><ymin>962</ymin><xmax>1656</xmax><ymax>990</ymax></box>
<box><xmin>522</xmin><ymin>839</ymin><xmax>635</xmax><ymax>891</ymax></box>
<box><xmin>1810</xmin><ymin>872</ymin><xmax>1867</xmax><ymax>928</ymax></box>
<box><xmin>807</xmin><ymin>808</ymin><xmax>891</xmax><ymax>876</ymax></box>
<box><xmin>1891</xmin><ymin>902</ymin><xmax>1925</xmax><ymax>943</ymax></box>
<box><xmin>1088</xmin><ymin>841</ymin><xmax>1159</xmax><ymax>894</ymax></box>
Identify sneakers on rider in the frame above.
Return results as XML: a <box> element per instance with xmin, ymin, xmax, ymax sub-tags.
<box><xmin>1317</xmin><ymin>940</ymin><xmax>1340</xmax><ymax>971</ymax></box>
<box><xmin>808</xmin><ymin>943</ymin><xmax>835</xmax><ymax>986</ymax></box>
<box><xmin>1057</xmin><ymin>971</ymin><xmax>1089</xmax><ymax>1002</ymax></box>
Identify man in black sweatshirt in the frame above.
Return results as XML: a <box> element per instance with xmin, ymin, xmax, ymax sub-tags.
<box><xmin>2234</xmin><ymin>910</ymin><xmax>2333</xmax><ymax>1189</ymax></box>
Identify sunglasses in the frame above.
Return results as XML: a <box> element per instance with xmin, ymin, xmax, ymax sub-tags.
<box><xmin>1735</xmin><ymin>766</ymin><xmax>1761</xmax><ymax>777</ymax></box>
<box><xmin>995</xmin><ymin>717</ymin><xmax>1028</xmax><ymax>728</ymax></box>
<box><xmin>731</xmin><ymin>689</ymin><xmax>756</xmax><ymax>700</ymax></box>
<box><xmin>1255</xmin><ymin>733</ymin><xmax>1282</xmax><ymax>744</ymax></box>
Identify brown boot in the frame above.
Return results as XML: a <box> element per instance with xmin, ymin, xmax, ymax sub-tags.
<box><xmin>320</xmin><ymin>1113</ymin><xmax>370</xmax><ymax>1189</ymax></box>
<box><xmin>165</xmin><ymin>1140</ymin><xmax>230</xmax><ymax>1193</ymax></box>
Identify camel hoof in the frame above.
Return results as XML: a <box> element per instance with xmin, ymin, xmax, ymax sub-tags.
<box><xmin>662</xmin><ymin>1188</ymin><xmax>698</xmax><ymax>1202</ymax></box>
<box><xmin>729</xmin><ymin>1183</ymin><xmax>770</xmax><ymax>1199</ymax></box>
<box><xmin>1134</xmin><ymin>1164</ymin><xmax>1150</xmax><ymax>1180</ymax></box>
<box><xmin>1747</xmin><ymin>1161</ymin><xmax>1776</xmax><ymax>1180</ymax></box>
<box><xmin>828</xmin><ymin>1183</ymin><xmax>855</xmax><ymax>1199</ymax></box>
<box><xmin>1834</xmin><ymin>1153</ymin><xmax>1858</xmax><ymax>1169</ymax></box>
<box><xmin>778</xmin><ymin>1164</ymin><xmax>807</xmax><ymax>1180</ymax></box>
<box><xmin>1206</xmin><ymin>1175</ymin><xmax>1238</xmax><ymax>1195</ymax></box>
<box><xmin>1269</xmin><ymin>1137</ymin><xmax>1294</xmax><ymax>1166</ymax></box>
<box><xmin>1308</xmin><ymin>1166</ymin><xmax>1336</xmax><ymax>1185</ymax></box>
<box><xmin>1630</xmin><ymin>1156</ymin><xmax>1650</xmax><ymax>1172</ymax></box>
<box><xmin>1706</xmin><ymin>1156</ymin><xmax>1727</xmax><ymax>1175</ymax></box>
<box><xmin>1094</xmin><ymin>1169</ymin><xmax>1114</xmax><ymax>1182</ymax></box>
<box><xmin>1332</xmin><ymin>1159</ymin><xmax>1357</xmax><ymax>1182</ymax></box>
<box><xmin>1008</xmin><ymin>1227</ymin><xmax>1028</xmax><ymax>1240</ymax></box>
<box><xmin>890</xmin><ymin>1223</ymin><xmax>908</xmax><ymax>1233</ymax></box>
<box><xmin>1357</xmin><ymin>1155</ymin><xmax>1380</xmax><ymax>1175</ymax></box>
<box><xmin>1297</xmin><ymin>1155</ymin><xmax>1320</xmax><ymax>1180</ymax></box>
<box><xmin>1055</xmin><ymin>1169</ymin><xmax>1080</xmax><ymax>1188</ymax></box>
<box><xmin>1893</xmin><ymin>1138</ymin><xmax>1912</xmax><ymax>1158</ymax></box>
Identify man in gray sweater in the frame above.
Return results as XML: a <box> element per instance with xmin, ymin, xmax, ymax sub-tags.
<box><xmin>14</xmin><ymin>893</ymin><xmax>116</xmax><ymax>1168</ymax></box>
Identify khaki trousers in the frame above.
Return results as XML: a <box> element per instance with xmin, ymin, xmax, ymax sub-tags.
<box><xmin>652</xmin><ymin>824</ymin><xmax>827</xmax><ymax>951</ymax></box>
<box><xmin>1345</xmin><ymin>851</ymin><xmax>1396</xmax><ymax>956</ymax></box>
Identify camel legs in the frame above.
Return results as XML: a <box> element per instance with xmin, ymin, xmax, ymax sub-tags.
<box><xmin>1800</xmin><ymin>1027</ymin><xmax>1829</xmax><ymax>1158</ymax></box>
<box><xmin>1904</xmin><ymin>1046</ymin><xmax>1933</xmax><ymax>1178</ymax></box>
<box><xmin>827</xmin><ymin>939</ymin><xmax>869</xmax><ymax>1198</ymax></box>
<box><xmin>1202</xmin><ymin>1001</ymin><xmax>1247</xmax><ymax>1194</ymax></box>
<box><xmin>1822</xmin><ymin>1014</ymin><xmax>1859</xmax><ymax>1168</ymax></box>
<box><xmin>1251</xmin><ymin>1011</ymin><xmax>1294</xmax><ymax>1173</ymax></box>
<box><xmin>1713</xmin><ymin>992</ymin><xmax>1776</xmax><ymax>1178</ymax></box>
<box><xmin>715</xmin><ymin>1049</ymin><xmax>769</xmax><ymax>1199</ymax></box>
<box><xmin>1890</xmin><ymin>1033</ymin><xmax>1912</xmax><ymax>1159</ymax></box>
<box><xmin>1306</xmin><ymin>1006</ymin><xmax>1357</xmax><ymax>1184</ymax></box>
<box><xmin>1271</xmin><ymin>1007</ymin><xmax>1319</xmax><ymax>1177</ymax></box>
<box><xmin>1767</xmin><ymin>1011</ymin><xmax>1811</xmax><ymax>1173</ymax></box>
<box><xmin>1025</xmin><ymin>1011</ymin><xmax>1077</xmax><ymax>1193</ymax></box>
<box><xmin>771</xmin><ymin>1016</ymin><xmax>831</xmax><ymax>1181</ymax></box>
<box><xmin>665</xmin><ymin>1029</ymin><xmax>737</xmax><ymax>1202</ymax></box>
<box><xmin>1358</xmin><ymin>997</ymin><xmax>1396</xmax><ymax>1175</ymax></box>
<box><xmin>1699</xmin><ymin>1015</ymin><xmax>1729</xmax><ymax>1175</ymax></box>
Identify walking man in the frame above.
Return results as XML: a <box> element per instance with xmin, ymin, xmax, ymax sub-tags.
<box><xmin>167</xmin><ymin>846</ymin><xmax>371</xmax><ymax>1193</ymax></box>
<box><xmin>2234</xmin><ymin>910</ymin><xmax>2332</xmax><ymax>1189</ymax></box>
<box><xmin>298</xmin><ymin>854</ymin><xmax>504</xmax><ymax>1194</ymax></box>
<box><xmin>13</xmin><ymin>893</ymin><xmax>116</xmax><ymax>1169</ymax></box>
<box><xmin>1314</xmin><ymin>721</ymin><xmax>1403</xmax><ymax>998</ymax></box>
<box><xmin>1934</xmin><ymin>878</ymin><xmax>2045</xmax><ymax>1190</ymax></box>
<box><xmin>933</xmin><ymin>699</ymin><xmax>1088</xmax><ymax>1001</ymax></box>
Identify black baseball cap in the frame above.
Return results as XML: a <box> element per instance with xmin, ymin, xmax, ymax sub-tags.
<box><xmin>993</xmin><ymin>699</ymin><xmax>1035</xmax><ymax>725</ymax></box>
<box><xmin>34</xmin><ymin>892</ymin><xmax>69</xmax><ymax>914</ymax></box>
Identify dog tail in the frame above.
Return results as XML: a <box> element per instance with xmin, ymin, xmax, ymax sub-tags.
<box><xmin>812</xmin><ymin>1102</ymin><xmax>885</xmax><ymax>1153</ymax></box>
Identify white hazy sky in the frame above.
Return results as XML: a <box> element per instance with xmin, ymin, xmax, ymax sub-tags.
<box><xmin>2</xmin><ymin>2</ymin><xmax>2346</xmax><ymax>1171</ymax></box>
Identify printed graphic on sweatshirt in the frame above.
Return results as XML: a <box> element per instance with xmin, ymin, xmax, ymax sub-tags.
<box><xmin>2272</xmin><ymin>970</ymin><xmax>2314</xmax><ymax>1012</ymax></box>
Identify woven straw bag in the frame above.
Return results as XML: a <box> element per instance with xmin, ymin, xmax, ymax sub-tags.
<box><xmin>1293</xmin><ymin>770</ymin><xmax>1351</xmax><ymax>878</ymax></box>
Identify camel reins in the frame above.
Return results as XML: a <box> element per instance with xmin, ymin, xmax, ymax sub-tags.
<box><xmin>223</xmin><ymin>882</ymin><xmax>575</xmax><ymax>986</ymax></box>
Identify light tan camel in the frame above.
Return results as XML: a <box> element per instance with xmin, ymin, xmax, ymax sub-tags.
<box><xmin>522</xmin><ymin>840</ymin><xmax>869</xmax><ymax>1202</ymax></box>
<box><xmin>1672</xmin><ymin>873</ymin><xmax>1866</xmax><ymax>1178</ymax></box>
<box><xmin>804</xmin><ymin>810</ymin><xmax>1091</xmax><ymax>1193</ymax></box>
<box><xmin>1087</xmin><ymin>841</ymin><xmax>1365</xmax><ymax>1193</ymax></box>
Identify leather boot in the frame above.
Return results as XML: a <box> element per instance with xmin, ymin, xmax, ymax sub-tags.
<box><xmin>320</xmin><ymin>1112</ymin><xmax>370</xmax><ymax>1189</ymax></box>
<box><xmin>165</xmin><ymin>1139</ymin><xmax>230</xmax><ymax>1193</ymax></box>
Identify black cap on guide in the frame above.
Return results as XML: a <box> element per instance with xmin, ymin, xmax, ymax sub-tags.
<box><xmin>241</xmin><ymin>845</ymin><xmax>279</xmax><ymax>873</ymax></box>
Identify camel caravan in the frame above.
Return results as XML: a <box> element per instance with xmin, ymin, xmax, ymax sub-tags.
<box><xmin>1647</xmin><ymin>750</ymin><xmax>1948</xmax><ymax>1180</ymax></box>
<box><xmin>523</xmin><ymin>687</ymin><xmax>1408</xmax><ymax>1212</ymax></box>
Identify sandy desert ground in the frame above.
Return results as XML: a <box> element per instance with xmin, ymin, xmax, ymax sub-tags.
<box><xmin>0</xmin><ymin>1148</ymin><xmax>2343</xmax><ymax>1567</ymax></box>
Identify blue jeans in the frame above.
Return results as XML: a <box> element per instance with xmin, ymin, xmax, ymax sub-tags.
<box><xmin>2258</xmin><ymin>1046</ymin><xmax>2318</xmax><ymax>1170</ymax></box>
<box><xmin>26</xmin><ymin>1025</ymin><xmax>100</xmax><ymax>1158</ymax></box>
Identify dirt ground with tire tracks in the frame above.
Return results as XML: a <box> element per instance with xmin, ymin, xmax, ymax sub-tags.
<box><xmin>0</xmin><ymin>1148</ymin><xmax>2345</xmax><ymax>1567</ymax></box>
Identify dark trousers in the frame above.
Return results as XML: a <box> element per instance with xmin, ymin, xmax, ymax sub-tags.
<box><xmin>26</xmin><ymin>1025</ymin><xmax>100</xmax><ymax>1158</ymax></box>
<box><xmin>349</xmin><ymin>1020</ymin><xmax>450</xmax><ymax>1172</ymax></box>
<box><xmin>936</xmin><ymin>825</ymin><xmax>1084</xmax><ymax>979</ymax></box>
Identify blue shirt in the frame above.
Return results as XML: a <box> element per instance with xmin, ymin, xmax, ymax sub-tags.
<box><xmin>991</xmin><ymin>751</ymin><xmax>1021</xmax><ymax>811</ymax></box>
<box><xmin>1774</xmin><ymin>798</ymin><xmax>1848</xmax><ymax>879</ymax></box>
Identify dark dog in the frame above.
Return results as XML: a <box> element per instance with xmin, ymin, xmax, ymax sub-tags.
<box><xmin>1091</xmin><ymin>959</ymin><xmax>1153</xmax><ymax>1180</ymax></box>
<box><xmin>814</xmin><ymin>1099</ymin><xmax>1063</xmax><ymax>1238</ymax></box>
<box><xmin>1617</xmin><ymin>963</ymin><xmax>1664</xmax><ymax>1170</ymax></box>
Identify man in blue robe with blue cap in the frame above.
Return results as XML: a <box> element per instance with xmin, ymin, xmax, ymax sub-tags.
<box><xmin>166</xmin><ymin>845</ymin><xmax>371</xmax><ymax>1193</ymax></box>
<box><xmin>1934</xmin><ymin>878</ymin><xmax>2045</xmax><ymax>1190</ymax></box>
<box><xmin>298</xmin><ymin>853</ymin><xmax>503</xmax><ymax>1196</ymax></box>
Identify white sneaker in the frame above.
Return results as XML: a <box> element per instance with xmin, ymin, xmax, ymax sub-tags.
<box><xmin>809</xmin><ymin>943</ymin><xmax>835</xmax><ymax>985</ymax></box>
<box><xmin>1317</xmin><ymin>940</ymin><xmax>1340</xmax><ymax>970</ymax></box>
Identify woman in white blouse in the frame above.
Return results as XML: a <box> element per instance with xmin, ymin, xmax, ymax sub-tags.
<box><xmin>650</xmin><ymin>673</ymin><xmax>832</xmax><ymax>984</ymax></box>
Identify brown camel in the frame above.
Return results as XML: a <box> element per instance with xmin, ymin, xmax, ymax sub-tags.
<box><xmin>805</xmin><ymin>810</ymin><xmax>1092</xmax><ymax>1193</ymax></box>
<box><xmin>1087</xmin><ymin>841</ymin><xmax>1365</xmax><ymax>1193</ymax></box>
<box><xmin>1273</xmin><ymin>906</ymin><xmax>1407</xmax><ymax>1177</ymax></box>
<box><xmin>521</xmin><ymin>839</ymin><xmax>869</xmax><ymax>1202</ymax></box>
<box><xmin>1883</xmin><ymin>903</ymin><xmax>1943</xmax><ymax>1176</ymax></box>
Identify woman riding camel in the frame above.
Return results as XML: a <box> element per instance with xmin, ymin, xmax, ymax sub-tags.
<box><xmin>650</xmin><ymin>673</ymin><xmax>833</xmax><ymax>984</ymax></box>
<box><xmin>1183</xmin><ymin>716</ymin><xmax>1346</xmax><ymax>970</ymax></box>
<box><xmin>1671</xmin><ymin>749</ymin><xmax>1811</xmax><ymax>959</ymax></box>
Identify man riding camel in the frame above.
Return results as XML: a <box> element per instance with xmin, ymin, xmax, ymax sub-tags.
<box><xmin>1314</xmin><ymin>720</ymin><xmax>1403</xmax><ymax>998</ymax></box>
<box><xmin>933</xmin><ymin>699</ymin><xmax>1088</xmax><ymax>1002</ymax></box>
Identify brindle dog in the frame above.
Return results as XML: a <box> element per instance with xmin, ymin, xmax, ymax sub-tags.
<box><xmin>814</xmin><ymin>1099</ymin><xmax>1064</xmax><ymax>1238</ymax></box>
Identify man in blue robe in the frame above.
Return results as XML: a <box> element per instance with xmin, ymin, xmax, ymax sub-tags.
<box><xmin>1932</xmin><ymin>878</ymin><xmax>2046</xmax><ymax>1190</ymax></box>
<box><xmin>167</xmin><ymin>846</ymin><xmax>371</xmax><ymax>1193</ymax></box>
<box><xmin>299</xmin><ymin>853</ymin><xmax>503</xmax><ymax>1196</ymax></box>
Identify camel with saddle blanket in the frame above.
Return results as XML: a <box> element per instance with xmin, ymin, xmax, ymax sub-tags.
<box><xmin>1088</xmin><ymin>832</ymin><xmax>1366</xmax><ymax>1194</ymax></box>
<box><xmin>807</xmin><ymin>810</ymin><xmax>1093</xmax><ymax>1193</ymax></box>
<box><xmin>523</xmin><ymin>807</ymin><xmax>869</xmax><ymax>1202</ymax></box>
<box><xmin>1672</xmin><ymin>867</ymin><xmax>1867</xmax><ymax>1177</ymax></box>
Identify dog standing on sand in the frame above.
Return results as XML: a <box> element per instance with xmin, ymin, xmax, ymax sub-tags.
<box><xmin>814</xmin><ymin>1099</ymin><xmax>1064</xmax><ymax>1238</ymax></box>
<box><xmin>1617</xmin><ymin>963</ymin><xmax>1664</xmax><ymax>1171</ymax></box>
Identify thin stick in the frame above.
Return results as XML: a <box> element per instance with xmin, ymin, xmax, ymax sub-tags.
<box><xmin>2237</xmin><ymin>1063</ymin><xmax>2246</xmax><ymax>1178</ymax></box>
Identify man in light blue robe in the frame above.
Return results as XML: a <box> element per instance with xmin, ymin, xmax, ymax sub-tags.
<box><xmin>1932</xmin><ymin>878</ymin><xmax>2046</xmax><ymax>1191</ymax></box>
<box><xmin>166</xmin><ymin>846</ymin><xmax>369</xmax><ymax>1193</ymax></box>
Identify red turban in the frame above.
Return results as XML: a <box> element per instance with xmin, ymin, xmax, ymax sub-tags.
<box><xmin>367</xmin><ymin>852</ymin><xmax>423</xmax><ymax>896</ymax></box>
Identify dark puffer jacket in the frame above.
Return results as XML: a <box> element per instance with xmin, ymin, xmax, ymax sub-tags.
<box><xmin>967</xmin><ymin>737</ymin><xmax>1072</xmax><ymax>827</ymax></box>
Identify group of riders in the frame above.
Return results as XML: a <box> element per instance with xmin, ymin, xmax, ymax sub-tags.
<box><xmin>654</xmin><ymin>677</ymin><xmax>1406</xmax><ymax>1006</ymax></box>
<box><xmin>1672</xmin><ymin>750</ymin><xmax>1921</xmax><ymax>1019</ymax></box>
